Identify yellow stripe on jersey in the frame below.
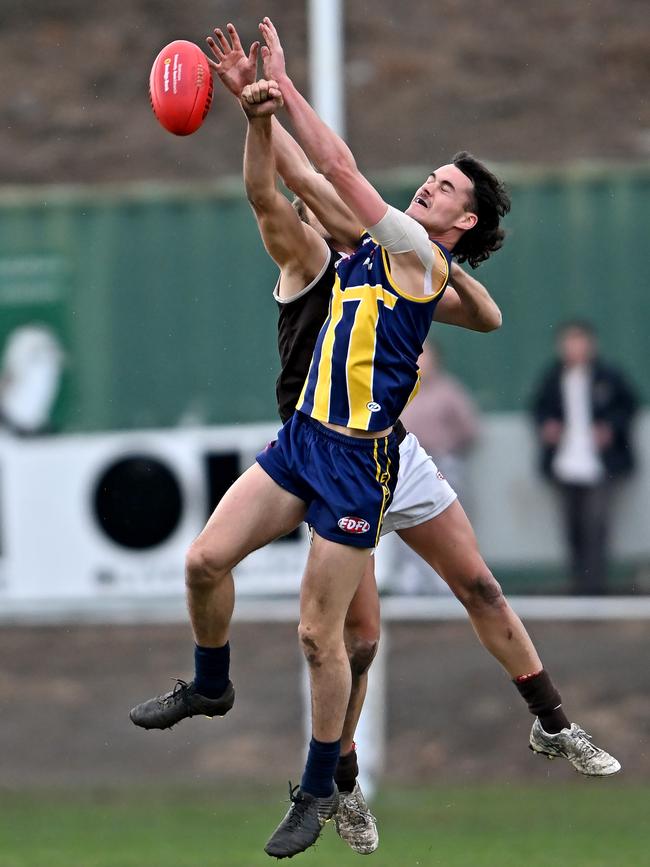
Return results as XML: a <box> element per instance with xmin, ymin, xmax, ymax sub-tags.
<box><xmin>374</xmin><ymin>436</ymin><xmax>392</xmax><ymax>547</ymax></box>
<box><xmin>299</xmin><ymin>234</ymin><xmax>450</xmax><ymax>431</ymax></box>
<box><xmin>404</xmin><ymin>369</ymin><xmax>422</xmax><ymax>410</ymax></box>
<box><xmin>380</xmin><ymin>245</ymin><xmax>449</xmax><ymax>303</ymax></box>
<box><xmin>337</xmin><ymin>284</ymin><xmax>397</xmax><ymax>429</ymax></box>
<box><xmin>346</xmin><ymin>286</ymin><xmax>380</xmax><ymax>430</ymax></box>
<box><xmin>307</xmin><ymin>282</ymin><xmax>398</xmax><ymax>428</ymax></box>
<box><xmin>311</xmin><ymin>274</ymin><xmax>346</xmax><ymax>420</ymax></box>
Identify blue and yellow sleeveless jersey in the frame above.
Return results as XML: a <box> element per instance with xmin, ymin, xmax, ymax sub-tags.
<box><xmin>296</xmin><ymin>232</ymin><xmax>452</xmax><ymax>431</ymax></box>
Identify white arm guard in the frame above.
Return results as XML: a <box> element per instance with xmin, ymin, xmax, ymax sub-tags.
<box><xmin>367</xmin><ymin>205</ymin><xmax>438</xmax><ymax>294</ymax></box>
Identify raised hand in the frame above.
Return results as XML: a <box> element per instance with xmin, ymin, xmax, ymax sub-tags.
<box><xmin>240</xmin><ymin>79</ymin><xmax>284</xmax><ymax>119</ymax></box>
<box><xmin>259</xmin><ymin>17</ymin><xmax>287</xmax><ymax>82</ymax></box>
<box><xmin>206</xmin><ymin>22</ymin><xmax>259</xmax><ymax>97</ymax></box>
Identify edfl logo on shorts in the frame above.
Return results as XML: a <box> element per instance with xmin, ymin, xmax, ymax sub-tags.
<box><xmin>338</xmin><ymin>516</ymin><xmax>370</xmax><ymax>534</ymax></box>
<box><xmin>366</xmin><ymin>401</ymin><xmax>381</xmax><ymax>413</ymax></box>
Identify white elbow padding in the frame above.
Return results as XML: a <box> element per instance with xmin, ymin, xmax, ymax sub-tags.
<box><xmin>367</xmin><ymin>206</ymin><xmax>435</xmax><ymax>271</ymax></box>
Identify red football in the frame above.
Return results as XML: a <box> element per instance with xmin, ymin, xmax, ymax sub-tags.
<box><xmin>149</xmin><ymin>40</ymin><xmax>213</xmax><ymax>135</ymax></box>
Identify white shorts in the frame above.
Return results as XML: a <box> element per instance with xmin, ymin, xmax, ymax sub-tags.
<box><xmin>381</xmin><ymin>432</ymin><xmax>457</xmax><ymax>535</ymax></box>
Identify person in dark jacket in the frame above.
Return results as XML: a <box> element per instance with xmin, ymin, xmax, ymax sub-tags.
<box><xmin>531</xmin><ymin>320</ymin><xmax>638</xmax><ymax>595</ymax></box>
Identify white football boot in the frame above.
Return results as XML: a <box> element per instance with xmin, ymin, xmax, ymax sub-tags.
<box><xmin>529</xmin><ymin>719</ymin><xmax>621</xmax><ymax>776</ymax></box>
<box><xmin>334</xmin><ymin>782</ymin><xmax>379</xmax><ymax>854</ymax></box>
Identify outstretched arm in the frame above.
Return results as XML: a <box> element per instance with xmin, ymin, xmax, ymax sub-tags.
<box><xmin>259</xmin><ymin>17</ymin><xmax>388</xmax><ymax>228</ymax></box>
<box><xmin>240</xmin><ymin>80</ymin><xmax>329</xmax><ymax>289</ymax></box>
<box><xmin>207</xmin><ymin>22</ymin><xmax>361</xmax><ymax>248</ymax></box>
<box><xmin>271</xmin><ymin>119</ymin><xmax>362</xmax><ymax>248</ymax></box>
<box><xmin>434</xmin><ymin>263</ymin><xmax>502</xmax><ymax>332</ymax></box>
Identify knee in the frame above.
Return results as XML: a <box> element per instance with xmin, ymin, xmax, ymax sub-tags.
<box><xmin>298</xmin><ymin>622</ymin><xmax>342</xmax><ymax>669</ymax></box>
<box><xmin>185</xmin><ymin>540</ymin><xmax>228</xmax><ymax>592</ymax></box>
<box><xmin>344</xmin><ymin>608</ymin><xmax>380</xmax><ymax>666</ymax></box>
<box><xmin>347</xmin><ymin>636</ymin><xmax>379</xmax><ymax>677</ymax></box>
<box><xmin>451</xmin><ymin>569</ymin><xmax>505</xmax><ymax>613</ymax></box>
<box><xmin>298</xmin><ymin>623</ymin><xmax>323</xmax><ymax>668</ymax></box>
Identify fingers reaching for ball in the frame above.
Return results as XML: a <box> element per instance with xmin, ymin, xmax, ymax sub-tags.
<box><xmin>206</xmin><ymin>22</ymin><xmax>260</xmax><ymax>98</ymax></box>
<box><xmin>258</xmin><ymin>17</ymin><xmax>287</xmax><ymax>81</ymax></box>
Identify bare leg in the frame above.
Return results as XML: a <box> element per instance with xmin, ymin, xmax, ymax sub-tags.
<box><xmin>186</xmin><ymin>463</ymin><xmax>306</xmax><ymax>647</ymax></box>
<box><xmin>394</xmin><ymin>502</ymin><xmax>619</xmax><ymax>778</ymax></box>
<box><xmin>299</xmin><ymin>532</ymin><xmax>373</xmax><ymax>742</ymax></box>
<box><xmin>341</xmin><ymin>556</ymin><xmax>380</xmax><ymax>754</ymax></box>
<box><xmin>398</xmin><ymin>500</ymin><xmax>542</xmax><ymax>677</ymax></box>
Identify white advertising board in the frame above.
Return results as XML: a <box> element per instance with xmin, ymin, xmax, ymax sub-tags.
<box><xmin>2</xmin><ymin>413</ymin><xmax>649</xmax><ymax>618</ymax></box>
<box><xmin>0</xmin><ymin>423</ymin><xmax>309</xmax><ymax>614</ymax></box>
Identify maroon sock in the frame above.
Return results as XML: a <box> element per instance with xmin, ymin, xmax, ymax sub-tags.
<box><xmin>513</xmin><ymin>669</ymin><xmax>570</xmax><ymax>734</ymax></box>
<box><xmin>334</xmin><ymin>746</ymin><xmax>359</xmax><ymax>794</ymax></box>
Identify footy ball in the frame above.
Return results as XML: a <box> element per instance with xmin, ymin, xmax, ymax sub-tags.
<box><xmin>149</xmin><ymin>40</ymin><xmax>213</xmax><ymax>135</ymax></box>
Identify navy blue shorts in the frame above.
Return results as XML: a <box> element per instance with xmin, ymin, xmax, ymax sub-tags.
<box><xmin>256</xmin><ymin>411</ymin><xmax>399</xmax><ymax>548</ymax></box>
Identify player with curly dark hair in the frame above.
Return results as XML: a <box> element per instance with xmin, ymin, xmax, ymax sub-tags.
<box><xmin>450</xmin><ymin>151</ymin><xmax>511</xmax><ymax>268</ymax></box>
<box><xmin>252</xmin><ymin>16</ymin><xmax>619</xmax><ymax>857</ymax></box>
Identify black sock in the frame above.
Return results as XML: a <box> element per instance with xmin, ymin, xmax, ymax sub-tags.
<box><xmin>334</xmin><ymin>746</ymin><xmax>359</xmax><ymax>794</ymax></box>
<box><xmin>301</xmin><ymin>737</ymin><xmax>340</xmax><ymax>798</ymax></box>
<box><xmin>513</xmin><ymin>669</ymin><xmax>570</xmax><ymax>734</ymax></box>
<box><xmin>194</xmin><ymin>642</ymin><xmax>230</xmax><ymax>698</ymax></box>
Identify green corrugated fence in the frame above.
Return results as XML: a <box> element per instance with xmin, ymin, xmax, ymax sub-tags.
<box><xmin>0</xmin><ymin>165</ymin><xmax>648</xmax><ymax>432</ymax></box>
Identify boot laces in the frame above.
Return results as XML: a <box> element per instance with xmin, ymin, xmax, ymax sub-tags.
<box><xmin>283</xmin><ymin>782</ymin><xmax>312</xmax><ymax>830</ymax></box>
<box><xmin>157</xmin><ymin>678</ymin><xmax>191</xmax><ymax>709</ymax></box>
<box><xmin>341</xmin><ymin>790</ymin><xmax>374</xmax><ymax>826</ymax></box>
<box><xmin>572</xmin><ymin>727</ymin><xmax>599</xmax><ymax>758</ymax></box>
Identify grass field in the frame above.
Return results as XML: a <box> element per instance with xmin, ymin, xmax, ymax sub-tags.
<box><xmin>1</xmin><ymin>783</ymin><xmax>648</xmax><ymax>867</ymax></box>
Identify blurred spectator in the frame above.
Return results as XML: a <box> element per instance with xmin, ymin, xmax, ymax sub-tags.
<box><xmin>385</xmin><ymin>341</ymin><xmax>480</xmax><ymax>594</ymax></box>
<box><xmin>530</xmin><ymin>320</ymin><xmax>638</xmax><ymax>595</ymax></box>
<box><xmin>401</xmin><ymin>340</ymin><xmax>480</xmax><ymax>503</ymax></box>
